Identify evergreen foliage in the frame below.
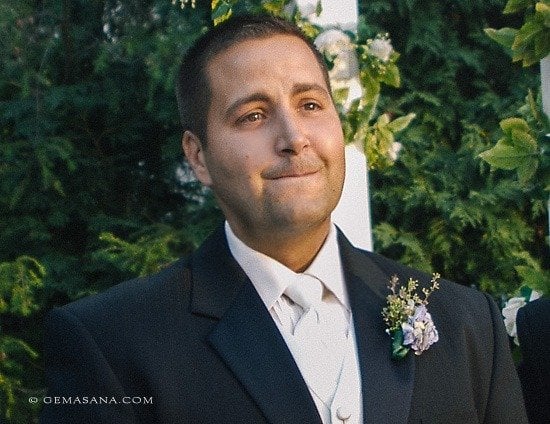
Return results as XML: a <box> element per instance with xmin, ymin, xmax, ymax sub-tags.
<box><xmin>359</xmin><ymin>0</ymin><xmax>547</xmax><ymax>296</ymax></box>
<box><xmin>0</xmin><ymin>0</ymin><xmax>546</xmax><ymax>421</ymax></box>
<box><xmin>0</xmin><ymin>1</ymin><xmax>218</xmax><ymax>420</ymax></box>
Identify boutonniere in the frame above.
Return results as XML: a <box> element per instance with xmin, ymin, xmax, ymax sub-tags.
<box><xmin>382</xmin><ymin>273</ymin><xmax>440</xmax><ymax>360</ymax></box>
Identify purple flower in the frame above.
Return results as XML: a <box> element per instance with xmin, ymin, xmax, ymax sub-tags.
<box><xmin>401</xmin><ymin>305</ymin><xmax>439</xmax><ymax>355</ymax></box>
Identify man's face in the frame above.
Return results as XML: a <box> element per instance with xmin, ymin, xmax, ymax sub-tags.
<box><xmin>193</xmin><ymin>34</ymin><xmax>345</xmax><ymax>244</ymax></box>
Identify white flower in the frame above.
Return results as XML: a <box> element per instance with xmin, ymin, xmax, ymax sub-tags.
<box><xmin>314</xmin><ymin>29</ymin><xmax>354</xmax><ymax>57</ymax></box>
<box><xmin>294</xmin><ymin>0</ymin><xmax>318</xmax><ymax>18</ymax></box>
<box><xmin>388</xmin><ymin>142</ymin><xmax>403</xmax><ymax>161</ymax></box>
<box><xmin>314</xmin><ymin>29</ymin><xmax>361</xmax><ymax>105</ymax></box>
<box><xmin>314</xmin><ymin>29</ymin><xmax>360</xmax><ymax>108</ymax></box>
<box><xmin>331</xmin><ymin>49</ymin><xmax>359</xmax><ymax>81</ymax></box>
<box><xmin>502</xmin><ymin>296</ymin><xmax>526</xmax><ymax>345</ymax></box>
<box><xmin>502</xmin><ymin>290</ymin><xmax>541</xmax><ymax>345</ymax></box>
<box><xmin>368</xmin><ymin>37</ymin><xmax>393</xmax><ymax>62</ymax></box>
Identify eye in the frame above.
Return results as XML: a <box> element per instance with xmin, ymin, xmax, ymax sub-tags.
<box><xmin>246</xmin><ymin>112</ymin><xmax>264</xmax><ymax>121</ymax></box>
<box><xmin>302</xmin><ymin>101</ymin><xmax>321</xmax><ymax>111</ymax></box>
<box><xmin>237</xmin><ymin>111</ymin><xmax>265</xmax><ymax>125</ymax></box>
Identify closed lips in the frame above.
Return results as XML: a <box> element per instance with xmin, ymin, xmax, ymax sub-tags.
<box><xmin>262</xmin><ymin>160</ymin><xmax>323</xmax><ymax>180</ymax></box>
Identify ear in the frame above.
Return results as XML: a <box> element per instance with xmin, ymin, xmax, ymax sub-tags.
<box><xmin>182</xmin><ymin>131</ymin><xmax>213</xmax><ymax>187</ymax></box>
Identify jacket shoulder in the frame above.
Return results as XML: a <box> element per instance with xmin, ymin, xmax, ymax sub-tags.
<box><xmin>365</xmin><ymin>249</ymin><xmax>486</xmax><ymax>298</ymax></box>
<box><xmin>57</xmin><ymin>257</ymin><xmax>190</xmax><ymax>326</ymax></box>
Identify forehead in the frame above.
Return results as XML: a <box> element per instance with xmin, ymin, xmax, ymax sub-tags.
<box><xmin>205</xmin><ymin>34</ymin><xmax>328</xmax><ymax>98</ymax></box>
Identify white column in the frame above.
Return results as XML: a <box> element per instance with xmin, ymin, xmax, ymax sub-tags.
<box><xmin>300</xmin><ymin>0</ymin><xmax>358</xmax><ymax>31</ymax></box>
<box><xmin>332</xmin><ymin>141</ymin><xmax>373</xmax><ymax>250</ymax></box>
<box><xmin>299</xmin><ymin>0</ymin><xmax>373</xmax><ymax>250</ymax></box>
<box><xmin>541</xmin><ymin>56</ymin><xmax>550</xmax><ymax>242</ymax></box>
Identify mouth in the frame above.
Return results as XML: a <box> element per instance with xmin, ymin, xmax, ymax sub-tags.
<box><xmin>271</xmin><ymin>169</ymin><xmax>320</xmax><ymax>179</ymax></box>
<box><xmin>262</xmin><ymin>160</ymin><xmax>323</xmax><ymax>180</ymax></box>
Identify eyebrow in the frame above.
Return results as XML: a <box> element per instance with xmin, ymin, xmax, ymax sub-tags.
<box><xmin>291</xmin><ymin>83</ymin><xmax>330</xmax><ymax>98</ymax></box>
<box><xmin>224</xmin><ymin>83</ymin><xmax>331</xmax><ymax>119</ymax></box>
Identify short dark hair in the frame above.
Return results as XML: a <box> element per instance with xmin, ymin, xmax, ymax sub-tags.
<box><xmin>175</xmin><ymin>14</ymin><xmax>332</xmax><ymax>145</ymax></box>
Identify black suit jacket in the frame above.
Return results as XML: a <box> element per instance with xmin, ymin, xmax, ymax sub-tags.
<box><xmin>517</xmin><ymin>297</ymin><xmax>550</xmax><ymax>424</ymax></box>
<box><xmin>41</xmin><ymin>226</ymin><xmax>527</xmax><ymax>423</ymax></box>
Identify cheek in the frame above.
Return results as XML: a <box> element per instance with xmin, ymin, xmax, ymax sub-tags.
<box><xmin>310</xmin><ymin>115</ymin><xmax>344</xmax><ymax>148</ymax></box>
<box><xmin>205</xmin><ymin>125</ymin><xmax>274</xmax><ymax>185</ymax></box>
<box><xmin>208</xmin><ymin>150</ymin><xmax>261</xmax><ymax>188</ymax></box>
<box><xmin>319</xmin><ymin>132</ymin><xmax>345</xmax><ymax>164</ymax></box>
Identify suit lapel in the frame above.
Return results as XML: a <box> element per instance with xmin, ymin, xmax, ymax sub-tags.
<box><xmin>339</xmin><ymin>232</ymin><xmax>415</xmax><ymax>424</ymax></box>
<box><xmin>190</xmin><ymin>226</ymin><xmax>321</xmax><ymax>424</ymax></box>
<box><xmin>190</xmin><ymin>226</ymin><xmax>415</xmax><ymax>423</ymax></box>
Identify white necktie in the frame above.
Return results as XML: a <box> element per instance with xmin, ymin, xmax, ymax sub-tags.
<box><xmin>284</xmin><ymin>274</ymin><xmax>348</xmax><ymax>410</ymax></box>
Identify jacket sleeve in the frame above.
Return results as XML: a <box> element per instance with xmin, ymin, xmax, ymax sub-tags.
<box><xmin>40</xmin><ymin>307</ymin><xmax>137</xmax><ymax>424</ymax></box>
<box><xmin>482</xmin><ymin>293</ymin><xmax>528</xmax><ymax>424</ymax></box>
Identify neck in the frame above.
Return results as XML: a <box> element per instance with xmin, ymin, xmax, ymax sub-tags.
<box><xmin>228</xmin><ymin>220</ymin><xmax>331</xmax><ymax>273</ymax></box>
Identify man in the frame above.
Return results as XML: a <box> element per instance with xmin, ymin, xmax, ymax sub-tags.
<box><xmin>41</xmin><ymin>14</ymin><xmax>528</xmax><ymax>424</ymax></box>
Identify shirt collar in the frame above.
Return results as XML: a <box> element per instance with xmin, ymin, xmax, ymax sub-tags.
<box><xmin>305</xmin><ymin>225</ymin><xmax>349</xmax><ymax>309</ymax></box>
<box><xmin>225</xmin><ymin>222</ymin><xmax>349</xmax><ymax>311</ymax></box>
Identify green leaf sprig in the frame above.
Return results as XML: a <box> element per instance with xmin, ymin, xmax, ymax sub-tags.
<box><xmin>485</xmin><ymin>0</ymin><xmax>550</xmax><ymax>67</ymax></box>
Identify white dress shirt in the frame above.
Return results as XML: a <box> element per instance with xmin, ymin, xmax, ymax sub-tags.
<box><xmin>225</xmin><ymin>222</ymin><xmax>363</xmax><ymax>424</ymax></box>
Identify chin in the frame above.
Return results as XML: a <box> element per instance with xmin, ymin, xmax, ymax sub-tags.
<box><xmin>272</xmin><ymin>207</ymin><xmax>333</xmax><ymax>231</ymax></box>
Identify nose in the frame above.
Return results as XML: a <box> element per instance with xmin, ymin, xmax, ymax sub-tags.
<box><xmin>275</xmin><ymin>109</ymin><xmax>310</xmax><ymax>155</ymax></box>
